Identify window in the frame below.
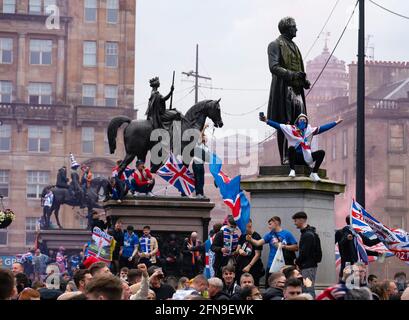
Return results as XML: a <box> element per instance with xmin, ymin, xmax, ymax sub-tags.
<box><xmin>28</xmin><ymin>82</ymin><xmax>52</xmax><ymax>104</ymax></box>
<box><xmin>342</xmin><ymin>129</ymin><xmax>348</xmax><ymax>158</ymax></box>
<box><xmin>3</xmin><ymin>0</ymin><xmax>16</xmax><ymax>13</ymax></box>
<box><xmin>331</xmin><ymin>135</ymin><xmax>336</xmax><ymax>160</ymax></box>
<box><xmin>84</xmin><ymin>0</ymin><xmax>97</xmax><ymax>22</ymax></box>
<box><xmin>82</xmin><ymin>84</ymin><xmax>96</xmax><ymax>105</ymax></box>
<box><xmin>79</xmin><ymin>217</ymin><xmax>88</xmax><ymax>229</ymax></box>
<box><xmin>30</xmin><ymin>39</ymin><xmax>52</xmax><ymax>65</ymax></box>
<box><xmin>105</xmin><ymin>85</ymin><xmax>118</xmax><ymax>107</ymax></box>
<box><xmin>107</xmin><ymin>0</ymin><xmax>119</xmax><ymax>24</ymax></box>
<box><xmin>0</xmin><ymin>170</ymin><xmax>9</xmax><ymax>198</ymax></box>
<box><xmin>82</xmin><ymin>127</ymin><xmax>94</xmax><ymax>154</ymax></box>
<box><xmin>0</xmin><ymin>38</ymin><xmax>12</xmax><ymax>64</ymax></box>
<box><xmin>26</xmin><ymin>217</ymin><xmax>38</xmax><ymax>245</ymax></box>
<box><xmin>0</xmin><ymin>124</ymin><xmax>11</xmax><ymax>151</ymax></box>
<box><xmin>105</xmin><ymin>42</ymin><xmax>118</xmax><ymax>67</ymax></box>
<box><xmin>27</xmin><ymin>171</ymin><xmax>49</xmax><ymax>199</ymax></box>
<box><xmin>44</xmin><ymin>0</ymin><xmax>56</xmax><ymax>14</ymax></box>
<box><xmin>0</xmin><ymin>230</ymin><xmax>7</xmax><ymax>245</ymax></box>
<box><xmin>390</xmin><ymin>216</ymin><xmax>405</xmax><ymax>230</ymax></box>
<box><xmin>83</xmin><ymin>41</ymin><xmax>97</xmax><ymax>67</ymax></box>
<box><xmin>388</xmin><ymin>167</ymin><xmax>405</xmax><ymax>198</ymax></box>
<box><xmin>389</xmin><ymin>123</ymin><xmax>405</xmax><ymax>152</ymax></box>
<box><xmin>28</xmin><ymin>126</ymin><xmax>50</xmax><ymax>152</ymax></box>
<box><xmin>29</xmin><ymin>0</ymin><xmax>42</xmax><ymax>14</ymax></box>
<box><xmin>0</xmin><ymin>81</ymin><xmax>12</xmax><ymax>103</ymax></box>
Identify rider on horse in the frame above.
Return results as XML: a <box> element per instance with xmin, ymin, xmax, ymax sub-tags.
<box><xmin>145</xmin><ymin>77</ymin><xmax>181</xmax><ymax>132</ymax></box>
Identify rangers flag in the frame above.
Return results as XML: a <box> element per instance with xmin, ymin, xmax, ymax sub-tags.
<box><xmin>351</xmin><ymin>200</ymin><xmax>409</xmax><ymax>265</ymax></box>
<box><xmin>209</xmin><ymin>152</ymin><xmax>250</xmax><ymax>234</ymax></box>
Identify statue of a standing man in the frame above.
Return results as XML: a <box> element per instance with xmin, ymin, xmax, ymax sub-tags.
<box><xmin>267</xmin><ymin>17</ymin><xmax>311</xmax><ymax>165</ymax></box>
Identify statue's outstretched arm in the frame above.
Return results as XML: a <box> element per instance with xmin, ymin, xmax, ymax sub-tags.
<box><xmin>163</xmin><ymin>91</ymin><xmax>172</xmax><ymax>101</ymax></box>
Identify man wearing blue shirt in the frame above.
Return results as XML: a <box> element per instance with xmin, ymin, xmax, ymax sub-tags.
<box><xmin>247</xmin><ymin>216</ymin><xmax>298</xmax><ymax>287</ymax></box>
<box><xmin>120</xmin><ymin>225</ymin><xmax>139</xmax><ymax>269</ymax></box>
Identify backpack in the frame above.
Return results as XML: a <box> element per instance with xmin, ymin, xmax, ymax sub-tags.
<box><xmin>308</xmin><ymin>229</ymin><xmax>322</xmax><ymax>264</ymax></box>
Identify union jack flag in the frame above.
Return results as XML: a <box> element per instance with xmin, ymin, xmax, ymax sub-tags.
<box><xmin>157</xmin><ymin>154</ymin><xmax>196</xmax><ymax>196</ymax></box>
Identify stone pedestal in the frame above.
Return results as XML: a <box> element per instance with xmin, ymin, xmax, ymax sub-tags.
<box><xmin>103</xmin><ymin>196</ymin><xmax>215</xmax><ymax>241</ymax></box>
<box><xmin>38</xmin><ymin>229</ymin><xmax>91</xmax><ymax>251</ymax></box>
<box><xmin>241</xmin><ymin>166</ymin><xmax>345</xmax><ymax>288</ymax></box>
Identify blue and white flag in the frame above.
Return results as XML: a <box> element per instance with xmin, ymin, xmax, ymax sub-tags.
<box><xmin>209</xmin><ymin>152</ymin><xmax>250</xmax><ymax>234</ymax></box>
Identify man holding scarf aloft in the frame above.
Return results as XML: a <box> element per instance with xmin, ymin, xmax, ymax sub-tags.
<box><xmin>211</xmin><ymin>216</ymin><xmax>241</xmax><ymax>279</ymax></box>
<box><xmin>260</xmin><ymin>113</ymin><xmax>343</xmax><ymax>182</ymax></box>
<box><xmin>131</xmin><ymin>225</ymin><xmax>159</xmax><ymax>268</ymax></box>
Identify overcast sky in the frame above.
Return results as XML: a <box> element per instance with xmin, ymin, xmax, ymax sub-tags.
<box><xmin>134</xmin><ymin>0</ymin><xmax>409</xmax><ymax>141</ymax></box>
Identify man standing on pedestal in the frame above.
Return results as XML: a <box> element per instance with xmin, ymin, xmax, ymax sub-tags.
<box><xmin>267</xmin><ymin>17</ymin><xmax>311</xmax><ymax>164</ymax></box>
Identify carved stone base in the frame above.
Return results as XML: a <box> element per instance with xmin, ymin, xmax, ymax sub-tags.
<box><xmin>103</xmin><ymin>195</ymin><xmax>214</xmax><ymax>241</ymax></box>
<box><xmin>38</xmin><ymin>229</ymin><xmax>91</xmax><ymax>251</ymax></box>
<box><xmin>241</xmin><ymin>166</ymin><xmax>345</xmax><ymax>288</ymax></box>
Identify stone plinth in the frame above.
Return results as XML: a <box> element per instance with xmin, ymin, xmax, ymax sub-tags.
<box><xmin>103</xmin><ymin>196</ymin><xmax>215</xmax><ymax>241</ymax></box>
<box><xmin>241</xmin><ymin>165</ymin><xmax>345</xmax><ymax>288</ymax></box>
<box><xmin>38</xmin><ymin>229</ymin><xmax>91</xmax><ymax>251</ymax></box>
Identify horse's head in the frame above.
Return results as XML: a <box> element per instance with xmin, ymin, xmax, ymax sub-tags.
<box><xmin>206</xmin><ymin>98</ymin><xmax>224</xmax><ymax>128</ymax></box>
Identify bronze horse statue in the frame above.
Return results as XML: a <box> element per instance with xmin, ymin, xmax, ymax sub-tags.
<box><xmin>41</xmin><ymin>172</ymin><xmax>110</xmax><ymax>230</ymax></box>
<box><xmin>108</xmin><ymin>99</ymin><xmax>224</xmax><ymax>174</ymax></box>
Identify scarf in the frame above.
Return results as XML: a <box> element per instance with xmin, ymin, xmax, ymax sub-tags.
<box><xmin>223</xmin><ymin>228</ymin><xmax>239</xmax><ymax>257</ymax></box>
<box><xmin>188</xmin><ymin>239</ymin><xmax>201</xmax><ymax>265</ymax></box>
<box><xmin>140</xmin><ymin>235</ymin><xmax>152</xmax><ymax>254</ymax></box>
<box><xmin>280</xmin><ymin>124</ymin><xmax>317</xmax><ymax>167</ymax></box>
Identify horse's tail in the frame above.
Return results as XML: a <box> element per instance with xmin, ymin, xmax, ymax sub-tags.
<box><xmin>108</xmin><ymin>116</ymin><xmax>132</xmax><ymax>154</ymax></box>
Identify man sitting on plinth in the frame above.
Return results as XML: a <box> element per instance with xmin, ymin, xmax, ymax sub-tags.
<box><xmin>131</xmin><ymin>160</ymin><xmax>155</xmax><ymax>197</ymax></box>
<box><xmin>259</xmin><ymin>113</ymin><xmax>343</xmax><ymax>182</ymax></box>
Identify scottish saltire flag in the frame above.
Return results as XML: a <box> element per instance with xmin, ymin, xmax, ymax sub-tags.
<box><xmin>209</xmin><ymin>153</ymin><xmax>250</xmax><ymax>234</ymax></box>
<box><xmin>351</xmin><ymin>200</ymin><xmax>409</xmax><ymax>265</ymax></box>
<box><xmin>204</xmin><ymin>235</ymin><xmax>215</xmax><ymax>279</ymax></box>
<box><xmin>157</xmin><ymin>153</ymin><xmax>195</xmax><ymax>196</ymax></box>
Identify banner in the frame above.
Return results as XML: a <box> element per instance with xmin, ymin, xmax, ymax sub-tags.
<box><xmin>351</xmin><ymin>200</ymin><xmax>409</xmax><ymax>264</ymax></box>
<box><xmin>87</xmin><ymin>227</ymin><xmax>116</xmax><ymax>264</ymax></box>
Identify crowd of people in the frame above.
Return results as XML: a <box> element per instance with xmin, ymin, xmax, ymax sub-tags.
<box><xmin>1</xmin><ymin>211</ymin><xmax>408</xmax><ymax>301</ymax></box>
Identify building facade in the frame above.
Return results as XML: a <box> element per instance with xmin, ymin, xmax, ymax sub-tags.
<box><xmin>0</xmin><ymin>0</ymin><xmax>136</xmax><ymax>255</ymax></box>
<box><xmin>310</xmin><ymin>60</ymin><xmax>409</xmax><ymax>278</ymax></box>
